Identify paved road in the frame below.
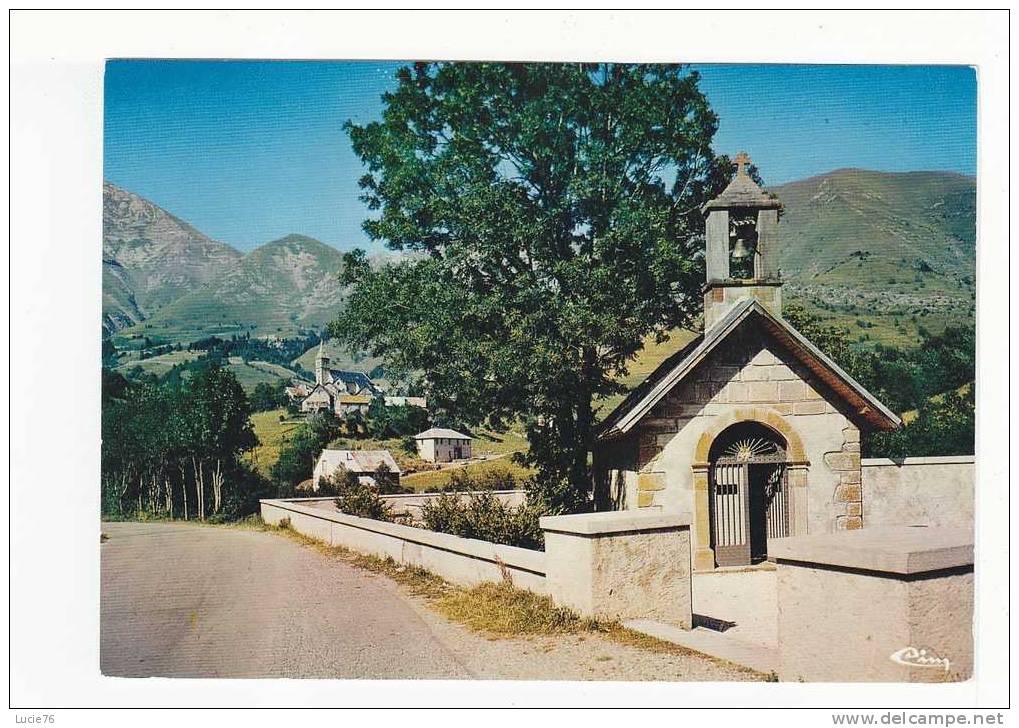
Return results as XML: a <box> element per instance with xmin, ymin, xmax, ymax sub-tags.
<box><xmin>100</xmin><ymin>521</ymin><xmax>474</xmax><ymax>678</ymax></box>
<box><xmin>101</xmin><ymin>521</ymin><xmax>755</xmax><ymax>681</ymax></box>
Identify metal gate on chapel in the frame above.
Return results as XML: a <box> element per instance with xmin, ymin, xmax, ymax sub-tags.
<box><xmin>708</xmin><ymin>426</ymin><xmax>791</xmax><ymax>567</ymax></box>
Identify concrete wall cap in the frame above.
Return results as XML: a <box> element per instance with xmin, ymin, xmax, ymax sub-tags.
<box><xmin>539</xmin><ymin>510</ymin><xmax>691</xmax><ymax>535</ymax></box>
<box><xmin>768</xmin><ymin>526</ymin><xmax>973</xmax><ymax>574</ymax></box>
<box><xmin>283</xmin><ymin>489</ymin><xmax>528</xmax><ymax>503</ymax></box>
<box><xmin>260</xmin><ymin>499</ymin><xmax>545</xmax><ymax>574</ymax></box>
<box><xmin>862</xmin><ymin>455</ymin><xmax>975</xmax><ymax>467</ymax></box>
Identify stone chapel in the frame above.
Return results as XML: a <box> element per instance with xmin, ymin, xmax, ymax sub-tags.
<box><xmin>594</xmin><ymin>153</ymin><xmax>901</xmax><ymax>571</ymax></box>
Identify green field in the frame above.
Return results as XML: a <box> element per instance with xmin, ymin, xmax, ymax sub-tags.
<box><xmin>221</xmin><ymin>357</ymin><xmax>300</xmax><ymax>392</ymax></box>
<box><xmin>244</xmin><ymin>408</ymin><xmax>304</xmax><ymax>477</ymax></box>
<box><xmin>292</xmin><ymin>338</ymin><xmax>382</xmax><ymax>374</ymax></box>
<box><xmin>399</xmin><ymin>456</ymin><xmax>536</xmax><ymax>492</ymax></box>
<box><xmin>594</xmin><ymin>328</ymin><xmax>699</xmax><ymax>421</ymax></box>
<box><xmin>471</xmin><ymin>426</ymin><xmax>531</xmax><ymax>458</ymax></box>
<box><xmin>114</xmin><ymin>349</ymin><xmax>205</xmax><ymax>375</ymax></box>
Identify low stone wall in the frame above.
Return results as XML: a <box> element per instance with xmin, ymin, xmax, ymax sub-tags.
<box><xmin>260</xmin><ymin>499</ymin><xmax>694</xmax><ymax>628</ymax></box>
<box><xmin>770</xmin><ymin>526</ymin><xmax>973</xmax><ymax>682</ymax></box>
<box><xmin>862</xmin><ymin>456</ymin><xmax>974</xmax><ymax>528</ymax></box>
<box><xmin>542</xmin><ymin>511</ymin><xmax>692</xmax><ymax>628</ymax></box>
<box><xmin>260</xmin><ymin>498</ymin><xmax>547</xmax><ymax>593</ymax></box>
<box><xmin>284</xmin><ymin>489</ymin><xmax>527</xmax><ymax>524</ymax></box>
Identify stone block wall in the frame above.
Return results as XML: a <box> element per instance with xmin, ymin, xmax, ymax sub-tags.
<box><xmin>862</xmin><ymin>456</ymin><xmax>975</xmax><ymax>529</ymax></box>
<box><xmin>826</xmin><ymin>425</ymin><xmax>863</xmax><ymax>530</ymax></box>
<box><xmin>597</xmin><ymin>327</ymin><xmax>864</xmax><ymax>556</ymax></box>
<box><xmin>541</xmin><ymin>511</ymin><xmax>693</xmax><ymax>628</ymax></box>
<box><xmin>771</xmin><ymin>527</ymin><xmax>973</xmax><ymax>682</ymax></box>
<box><xmin>704</xmin><ymin>282</ymin><xmax>782</xmax><ymax>329</ymax></box>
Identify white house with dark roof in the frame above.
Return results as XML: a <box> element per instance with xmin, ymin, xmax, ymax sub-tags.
<box><xmin>593</xmin><ymin>153</ymin><xmax>901</xmax><ymax>571</ymax></box>
<box><xmin>413</xmin><ymin>427</ymin><xmax>473</xmax><ymax>463</ymax></box>
<box><xmin>312</xmin><ymin>449</ymin><xmax>402</xmax><ymax>491</ymax></box>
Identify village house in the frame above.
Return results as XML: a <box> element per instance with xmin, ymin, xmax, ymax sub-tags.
<box><xmin>414</xmin><ymin>428</ymin><xmax>473</xmax><ymax>463</ymax></box>
<box><xmin>311</xmin><ymin>448</ymin><xmax>402</xmax><ymax>491</ymax></box>
<box><xmin>594</xmin><ymin>153</ymin><xmax>901</xmax><ymax>571</ymax></box>
<box><xmin>383</xmin><ymin>395</ymin><xmax>428</xmax><ymax>409</ymax></box>
<box><xmin>298</xmin><ymin>344</ymin><xmax>381</xmax><ymax>415</ymax></box>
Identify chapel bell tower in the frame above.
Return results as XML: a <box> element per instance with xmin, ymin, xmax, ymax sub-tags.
<box><xmin>702</xmin><ymin>152</ymin><xmax>783</xmax><ymax>329</ymax></box>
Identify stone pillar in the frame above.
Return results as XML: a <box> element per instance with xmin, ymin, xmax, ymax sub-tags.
<box><xmin>691</xmin><ymin>464</ymin><xmax>716</xmax><ymax>570</ymax></box>
<box><xmin>540</xmin><ymin>511</ymin><xmax>693</xmax><ymax>628</ymax></box>
<box><xmin>756</xmin><ymin>208</ymin><xmax>780</xmax><ymax>279</ymax></box>
<box><xmin>770</xmin><ymin>526</ymin><xmax>973</xmax><ymax>682</ymax></box>
<box><xmin>705</xmin><ymin>210</ymin><xmax>730</xmax><ymax>282</ymax></box>
<box><xmin>788</xmin><ymin>465</ymin><xmax>809</xmax><ymax>537</ymax></box>
<box><xmin>827</xmin><ymin>425</ymin><xmax>864</xmax><ymax>530</ymax></box>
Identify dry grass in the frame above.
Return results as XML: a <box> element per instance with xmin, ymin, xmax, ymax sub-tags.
<box><xmin>234</xmin><ymin>515</ymin><xmax>767</xmax><ymax>678</ymax></box>
<box><xmin>434</xmin><ymin>582</ymin><xmax>585</xmax><ymax>635</ymax></box>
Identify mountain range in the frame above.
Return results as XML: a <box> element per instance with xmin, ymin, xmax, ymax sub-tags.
<box><xmin>104</xmin><ymin>183</ymin><xmax>348</xmax><ymax>344</ymax></box>
<box><xmin>103</xmin><ymin>169</ymin><xmax>975</xmax><ymax>351</ymax></box>
<box><xmin>103</xmin><ymin>182</ymin><xmax>242</xmax><ymax>334</ymax></box>
<box><xmin>773</xmin><ymin>169</ymin><xmax>975</xmax><ymax>346</ymax></box>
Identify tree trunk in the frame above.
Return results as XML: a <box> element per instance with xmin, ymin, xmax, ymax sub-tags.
<box><xmin>569</xmin><ymin>347</ymin><xmax>596</xmax><ymax>506</ymax></box>
<box><xmin>177</xmin><ymin>463</ymin><xmax>187</xmax><ymax>520</ymax></box>
<box><xmin>212</xmin><ymin>459</ymin><xmax>223</xmax><ymax>514</ymax></box>
<box><xmin>192</xmin><ymin>457</ymin><xmax>204</xmax><ymax>521</ymax></box>
<box><xmin>118</xmin><ymin>473</ymin><xmax>129</xmax><ymax>517</ymax></box>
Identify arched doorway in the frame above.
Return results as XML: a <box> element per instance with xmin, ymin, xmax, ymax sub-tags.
<box><xmin>708</xmin><ymin>421</ymin><xmax>791</xmax><ymax>567</ymax></box>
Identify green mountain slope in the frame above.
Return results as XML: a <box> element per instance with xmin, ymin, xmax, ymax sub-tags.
<box><xmin>103</xmin><ymin>182</ymin><xmax>242</xmax><ymax>335</ymax></box>
<box><xmin>601</xmin><ymin>169</ymin><xmax>976</xmax><ymax>415</ymax></box>
<box><xmin>105</xmin><ymin>168</ymin><xmax>974</xmax><ymax>355</ymax></box>
<box><xmin>120</xmin><ymin>234</ymin><xmax>348</xmax><ymax>343</ymax></box>
<box><xmin>773</xmin><ymin>169</ymin><xmax>975</xmax><ymax>346</ymax></box>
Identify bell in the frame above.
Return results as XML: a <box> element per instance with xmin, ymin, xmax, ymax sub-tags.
<box><xmin>731</xmin><ymin>237</ymin><xmax>752</xmax><ymax>259</ymax></box>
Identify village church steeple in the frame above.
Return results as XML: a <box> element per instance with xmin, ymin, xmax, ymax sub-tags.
<box><xmin>315</xmin><ymin>340</ymin><xmax>330</xmax><ymax>385</ymax></box>
<box><xmin>702</xmin><ymin>152</ymin><xmax>783</xmax><ymax>329</ymax></box>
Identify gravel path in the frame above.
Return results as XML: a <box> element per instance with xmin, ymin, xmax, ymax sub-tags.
<box><xmin>101</xmin><ymin>521</ymin><xmax>756</xmax><ymax>681</ymax></box>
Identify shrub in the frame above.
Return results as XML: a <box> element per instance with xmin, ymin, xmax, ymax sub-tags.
<box><xmin>525</xmin><ymin>474</ymin><xmax>591</xmax><ymax>515</ymax></box>
<box><xmin>865</xmin><ymin>388</ymin><xmax>974</xmax><ymax>458</ymax></box>
<box><xmin>421</xmin><ymin>490</ymin><xmax>544</xmax><ymax>550</ymax></box>
<box><xmin>328</xmin><ymin>471</ymin><xmax>394</xmax><ymax>522</ymax></box>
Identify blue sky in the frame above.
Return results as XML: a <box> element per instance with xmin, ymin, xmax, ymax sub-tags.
<box><xmin>104</xmin><ymin>61</ymin><xmax>976</xmax><ymax>253</ymax></box>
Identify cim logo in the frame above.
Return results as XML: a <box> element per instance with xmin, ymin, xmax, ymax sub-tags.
<box><xmin>889</xmin><ymin>646</ymin><xmax>951</xmax><ymax>672</ymax></box>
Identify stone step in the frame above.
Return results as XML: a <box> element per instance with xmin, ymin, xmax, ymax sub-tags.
<box><xmin>623</xmin><ymin>619</ymin><xmax>778</xmax><ymax>675</ymax></box>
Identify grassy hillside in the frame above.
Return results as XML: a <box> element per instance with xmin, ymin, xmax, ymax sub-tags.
<box><xmin>118</xmin><ymin>234</ymin><xmax>347</xmax><ymax>345</ymax></box>
<box><xmin>595</xmin><ymin>328</ymin><xmax>699</xmax><ymax>421</ymax></box>
<box><xmin>292</xmin><ymin>338</ymin><xmax>383</xmax><ymax>375</ymax></box>
<box><xmin>103</xmin><ymin>182</ymin><xmax>242</xmax><ymax>335</ymax></box>
<box><xmin>774</xmin><ymin>169</ymin><xmax>975</xmax><ymax>347</ymax></box>
<box><xmin>223</xmin><ymin>357</ymin><xmax>302</xmax><ymax>392</ymax></box>
<box><xmin>399</xmin><ymin>458</ymin><xmax>537</xmax><ymax>492</ymax></box>
<box><xmin>114</xmin><ymin>349</ymin><xmax>205</xmax><ymax>375</ymax></box>
<box><xmin>245</xmin><ymin>409</ymin><xmax>304</xmax><ymax>477</ymax></box>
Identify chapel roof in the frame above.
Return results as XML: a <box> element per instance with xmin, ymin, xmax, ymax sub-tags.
<box><xmin>596</xmin><ymin>298</ymin><xmax>901</xmax><ymax>440</ymax></box>
<box><xmin>702</xmin><ymin>152</ymin><xmax>781</xmax><ymax>212</ymax></box>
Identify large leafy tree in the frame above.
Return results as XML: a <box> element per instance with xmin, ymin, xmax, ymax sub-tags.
<box><xmin>334</xmin><ymin>62</ymin><xmax>732</xmax><ymax>506</ymax></box>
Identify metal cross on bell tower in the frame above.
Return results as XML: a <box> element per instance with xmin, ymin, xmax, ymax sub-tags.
<box><xmin>699</xmin><ymin>151</ymin><xmax>784</xmax><ymax>330</ymax></box>
<box><xmin>733</xmin><ymin>151</ymin><xmax>751</xmax><ymax>177</ymax></box>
